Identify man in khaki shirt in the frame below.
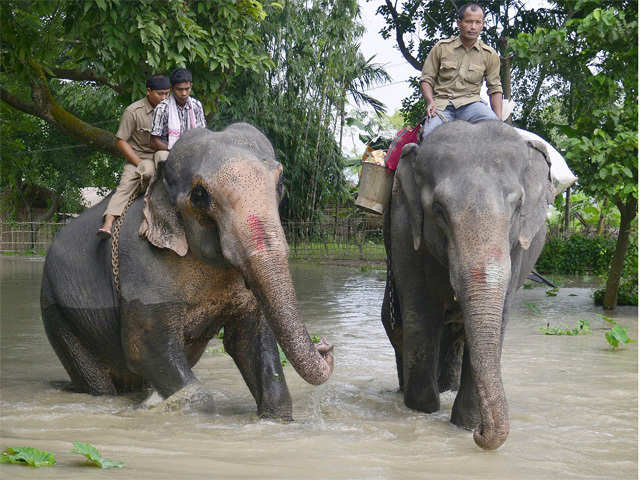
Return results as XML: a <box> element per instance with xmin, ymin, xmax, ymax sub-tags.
<box><xmin>98</xmin><ymin>75</ymin><xmax>170</xmax><ymax>238</ymax></box>
<box><xmin>420</xmin><ymin>3</ymin><xmax>503</xmax><ymax>139</ymax></box>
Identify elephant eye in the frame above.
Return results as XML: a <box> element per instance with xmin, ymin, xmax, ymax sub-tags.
<box><xmin>190</xmin><ymin>185</ymin><xmax>210</xmax><ymax>209</ymax></box>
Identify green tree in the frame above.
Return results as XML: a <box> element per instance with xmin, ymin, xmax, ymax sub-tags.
<box><xmin>510</xmin><ymin>0</ymin><xmax>637</xmax><ymax>309</ymax></box>
<box><xmin>0</xmin><ymin>0</ymin><xmax>273</xmax><ymax>153</ymax></box>
<box><xmin>214</xmin><ymin>0</ymin><xmax>389</xmax><ymax>222</ymax></box>
<box><xmin>1</xmin><ymin>81</ymin><xmax>123</xmax><ymax>219</ymax></box>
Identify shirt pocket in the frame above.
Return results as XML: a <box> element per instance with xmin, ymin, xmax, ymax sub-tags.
<box><xmin>136</xmin><ymin>127</ymin><xmax>151</xmax><ymax>147</ymax></box>
<box><xmin>438</xmin><ymin>60</ymin><xmax>458</xmax><ymax>82</ymax></box>
<box><xmin>465</xmin><ymin>63</ymin><xmax>484</xmax><ymax>84</ymax></box>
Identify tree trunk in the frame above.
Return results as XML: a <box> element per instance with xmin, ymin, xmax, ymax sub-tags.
<box><xmin>602</xmin><ymin>196</ymin><xmax>637</xmax><ymax>310</ymax></box>
<box><xmin>563</xmin><ymin>187</ymin><xmax>571</xmax><ymax>239</ymax></box>
<box><xmin>596</xmin><ymin>198</ymin><xmax>608</xmax><ymax>235</ymax></box>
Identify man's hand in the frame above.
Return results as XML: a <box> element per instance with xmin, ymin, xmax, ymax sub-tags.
<box><xmin>136</xmin><ymin>159</ymin><xmax>155</xmax><ymax>187</ymax></box>
<box><xmin>425</xmin><ymin>102</ymin><xmax>437</xmax><ymax>118</ymax></box>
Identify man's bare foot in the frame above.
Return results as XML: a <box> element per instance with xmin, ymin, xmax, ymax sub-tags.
<box><xmin>97</xmin><ymin>228</ymin><xmax>111</xmax><ymax>239</ymax></box>
<box><xmin>97</xmin><ymin>214</ymin><xmax>116</xmax><ymax>239</ymax></box>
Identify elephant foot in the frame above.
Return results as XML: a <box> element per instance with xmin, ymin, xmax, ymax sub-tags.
<box><xmin>141</xmin><ymin>383</ymin><xmax>216</xmax><ymax>414</ymax></box>
<box><xmin>257</xmin><ymin>406</ymin><xmax>293</xmax><ymax>422</ymax></box>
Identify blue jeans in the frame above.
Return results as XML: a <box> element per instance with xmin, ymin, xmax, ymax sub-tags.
<box><xmin>421</xmin><ymin>101</ymin><xmax>499</xmax><ymax>139</ymax></box>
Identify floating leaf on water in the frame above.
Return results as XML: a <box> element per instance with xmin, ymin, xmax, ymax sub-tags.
<box><xmin>0</xmin><ymin>447</ymin><xmax>56</xmax><ymax>467</ymax></box>
<box><xmin>524</xmin><ymin>302</ymin><xmax>541</xmax><ymax>314</ymax></box>
<box><xmin>605</xmin><ymin>325</ymin><xmax>633</xmax><ymax>350</ymax></box>
<box><xmin>71</xmin><ymin>442</ymin><xmax>124</xmax><ymax>469</ymax></box>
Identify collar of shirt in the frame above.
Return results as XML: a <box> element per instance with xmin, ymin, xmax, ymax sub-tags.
<box><xmin>453</xmin><ymin>35</ymin><xmax>482</xmax><ymax>51</ymax></box>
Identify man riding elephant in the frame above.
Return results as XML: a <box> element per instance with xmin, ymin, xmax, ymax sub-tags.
<box><xmin>419</xmin><ymin>3</ymin><xmax>503</xmax><ymax>139</ymax></box>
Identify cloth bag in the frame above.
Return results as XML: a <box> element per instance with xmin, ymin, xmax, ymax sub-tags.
<box><xmin>384</xmin><ymin>124</ymin><xmax>421</xmax><ymax>172</ymax></box>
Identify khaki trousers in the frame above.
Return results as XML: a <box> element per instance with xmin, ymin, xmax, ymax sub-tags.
<box><xmin>154</xmin><ymin>150</ymin><xmax>169</xmax><ymax>167</ymax></box>
<box><xmin>103</xmin><ymin>159</ymin><xmax>155</xmax><ymax>217</ymax></box>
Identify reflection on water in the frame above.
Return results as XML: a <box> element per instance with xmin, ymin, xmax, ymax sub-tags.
<box><xmin>0</xmin><ymin>257</ymin><xmax>637</xmax><ymax>479</ymax></box>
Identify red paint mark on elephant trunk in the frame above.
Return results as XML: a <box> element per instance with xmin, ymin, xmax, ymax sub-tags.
<box><xmin>471</xmin><ymin>265</ymin><xmax>486</xmax><ymax>283</ymax></box>
<box><xmin>247</xmin><ymin>214</ymin><xmax>266</xmax><ymax>252</ymax></box>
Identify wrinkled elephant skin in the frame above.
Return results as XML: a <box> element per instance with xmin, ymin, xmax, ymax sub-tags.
<box><xmin>382</xmin><ymin>121</ymin><xmax>553</xmax><ymax>450</ymax></box>
<box><xmin>41</xmin><ymin>123</ymin><xmax>334</xmax><ymax>420</ymax></box>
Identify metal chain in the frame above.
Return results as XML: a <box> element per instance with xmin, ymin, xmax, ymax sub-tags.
<box><xmin>111</xmin><ymin>186</ymin><xmax>140</xmax><ymax>298</ymax></box>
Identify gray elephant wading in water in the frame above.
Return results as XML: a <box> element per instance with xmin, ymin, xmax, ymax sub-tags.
<box><xmin>382</xmin><ymin>120</ymin><xmax>553</xmax><ymax>450</ymax></box>
<box><xmin>41</xmin><ymin>123</ymin><xmax>334</xmax><ymax>419</ymax></box>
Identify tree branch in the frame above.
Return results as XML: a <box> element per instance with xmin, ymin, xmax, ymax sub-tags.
<box><xmin>1</xmin><ymin>62</ymin><xmax>120</xmax><ymax>157</ymax></box>
<box><xmin>384</xmin><ymin>0</ymin><xmax>423</xmax><ymax>71</ymax></box>
<box><xmin>48</xmin><ymin>67</ymin><xmax>124</xmax><ymax>95</ymax></box>
<box><xmin>0</xmin><ymin>87</ymin><xmax>42</xmax><ymax>117</ymax></box>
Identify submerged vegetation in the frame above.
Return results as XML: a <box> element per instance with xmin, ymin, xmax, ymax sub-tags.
<box><xmin>601</xmin><ymin>315</ymin><xmax>634</xmax><ymax>350</ymax></box>
<box><xmin>0</xmin><ymin>442</ymin><xmax>123</xmax><ymax>469</ymax></box>
<box><xmin>0</xmin><ymin>447</ymin><xmax>56</xmax><ymax>467</ymax></box>
<box><xmin>538</xmin><ymin>320</ymin><xmax>592</xmax><ymax>336</ymax></box>
<box><xmin>71</xmin><ymin>442</ymin><xmax>124</xmax><ymax>469</ymax></box>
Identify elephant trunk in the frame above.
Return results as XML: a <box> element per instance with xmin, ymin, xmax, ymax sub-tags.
<box><xmin>457</xmin><ymin>255</ymin><xmax>510</xmax><ymax>450</ymax></box>
<box><xmin>245</xmin><ymin>251</ymin><xmax>334</xmax><ymax>385</ymax></box>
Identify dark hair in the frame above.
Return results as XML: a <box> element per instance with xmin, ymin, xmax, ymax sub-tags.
<box><xmin>170</xmin><ymin>68</ymin><xmax>193</xmax><ymax>86</ymax></box>
<box><xmin>146</xmin><ymin>74</ymin><xmax>170</xmax><ymax>90</ymax></box>
<box><xmin>457</xmin><ymin>3</ymin><xmax>484</xmax><ymax>20</ymax></box>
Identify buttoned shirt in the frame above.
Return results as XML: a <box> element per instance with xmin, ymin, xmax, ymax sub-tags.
<box><xmin>115</xmin><ymin>97</ymin><xmax>156</xmax><ymax>161</ymax></box>
<box><xmin>420</xmin><ymin>36</ymin><xmax>503</xmax><ymax>110</ymax></box>
<box><xmin>150</xmin><ymin>95</ymin><xmax>206</xmax><ymax>143</ymax></box>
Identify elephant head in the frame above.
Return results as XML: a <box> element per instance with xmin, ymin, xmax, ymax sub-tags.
<box><xmin>139</xmin><ymin>123</ymin><xmax>333</xmax><ymax>386</ymax></box>
<box><xmin>395</xmin><ymin>121</ymin><xmax>553</xmax><ymax>450</ymax></box>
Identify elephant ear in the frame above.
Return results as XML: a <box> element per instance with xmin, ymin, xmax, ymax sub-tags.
<box><xmin>395</xmin><ymin>142</ymin><xmax>423</xmax><ymax>251</ymax></box>
<box><xmin>138</xmin><ymin>163</ymin><xmax>188</xmax><ymax>256</ymax></box>
<box><xmin>519</xmin><ymin>140</ymin><xmax>554</xmax><ymax>250</ymax></box>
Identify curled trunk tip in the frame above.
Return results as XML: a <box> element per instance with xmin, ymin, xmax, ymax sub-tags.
<box><xmin>473</xmin><ymin>415</ymin><xmax>509</xmax><ymax>450</ymax></box>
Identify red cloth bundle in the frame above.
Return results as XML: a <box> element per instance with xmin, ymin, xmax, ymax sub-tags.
<box><xmin>384</xmin><ymin>123</ymin><xmax>420</xmax><ymax>172</ymax></box>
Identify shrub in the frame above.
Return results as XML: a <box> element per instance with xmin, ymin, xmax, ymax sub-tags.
<box><xmin>536</xmin><ymin>234</ymin><xmax>615</xmax><ymax>275</ymax></box>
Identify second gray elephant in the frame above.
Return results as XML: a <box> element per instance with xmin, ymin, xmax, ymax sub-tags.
<box><xmin>41</xmin><ymin>123</ymin><xmax>333</xmax><ymax>419</ymax></box>
<box><xmin>382</xmin><ymin>121</ymin><xmax>554</xmax><ymax>450</ymax></box>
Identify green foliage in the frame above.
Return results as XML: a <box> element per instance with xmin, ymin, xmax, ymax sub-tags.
<box><xmin>0</xmin><ymin>447</ymin><xmax>56</xmax><ymax>467</ymax></box>
<box><xmin>70</xmin><ymin>441</ymin><xmax>123</xmax><ymax>469</ymax></box>
<box><xmin>601</xmin><ymin>315</ymin><xmax>634</xmax><ymax>350</ymax></box>
<box><xmin>536</xmin><ymin>234</ymin><xmax>616</xmax><ymax>275</ymax></box>
<box><xmin>524</xmin><ymin>303</ymin><xmax>541</xmax><ymax>314</ymax></box>
<box><xmin>213</xmin><ymin>0</ymin><xmax>388</xmax><ymax>222</ymax></box>
<box><xmin>539</xmin><ymin>320</ymin><xmax>592</xmax><ymax>336</ymax></box>
<box><xmin>1</xmin><ymin>81</ymin><xmax>122</xmax><ymax>217</ymax></box>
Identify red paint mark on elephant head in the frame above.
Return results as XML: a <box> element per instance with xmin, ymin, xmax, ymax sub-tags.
<box><xmin>247</xmin><ymin>214</ymin><xmax>266</xmax><ymax>251</ymax></box>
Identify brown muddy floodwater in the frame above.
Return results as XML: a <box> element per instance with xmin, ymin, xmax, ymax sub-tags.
<box><xmin>0</xmin><ymin>256</ymin><xmax>637</xmax><ymax>479</ymax></box>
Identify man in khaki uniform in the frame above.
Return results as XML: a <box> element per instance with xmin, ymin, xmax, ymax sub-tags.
<box><xmin>98</xmin><ymin>75</ymin><xmax>170</xmax><ymax>238</ymax></box>
<box><xmin>420</xmin><ymin>3</ymin><xmax>503</xmax><ymax>138</ymax></box>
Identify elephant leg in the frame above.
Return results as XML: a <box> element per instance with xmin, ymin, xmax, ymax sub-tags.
<box><xmin>121</xmin><ymin>300</ymin><xmax>197</xmax><ymax>399</ymax></box>
<box><xmin>438</xmin><ymin>307</ymin><xmax>464</xmax><ymax>392</ymax></box>
<box><xmin>42</xmin><ymin>304</ymin><xmax>117</xmax><ymax>395</ymax></box>
<box><xmin>450</xmin><ymin>343</ymin><xmax>481</xmax><ymax>430</ymax></box>
<box><xmin>223</xmin><ymin>310</ymin><xmax>292</xmax><ymax>420</ymax></box>
<box><xmin>402</xmin><ymin>307</ymin><xmax>443</xmax><ymax>413</ymax></box>
<box><xmin>381</xmin><ymin>264</ymin><xmax>403</xmax><ymax>391</ymax></box>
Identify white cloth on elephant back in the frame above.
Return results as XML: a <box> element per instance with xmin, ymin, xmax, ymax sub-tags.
<box><xmin>514</xmin><ymin>127</ymin><xmax>578</xmax><ymax>196</ymax></box>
